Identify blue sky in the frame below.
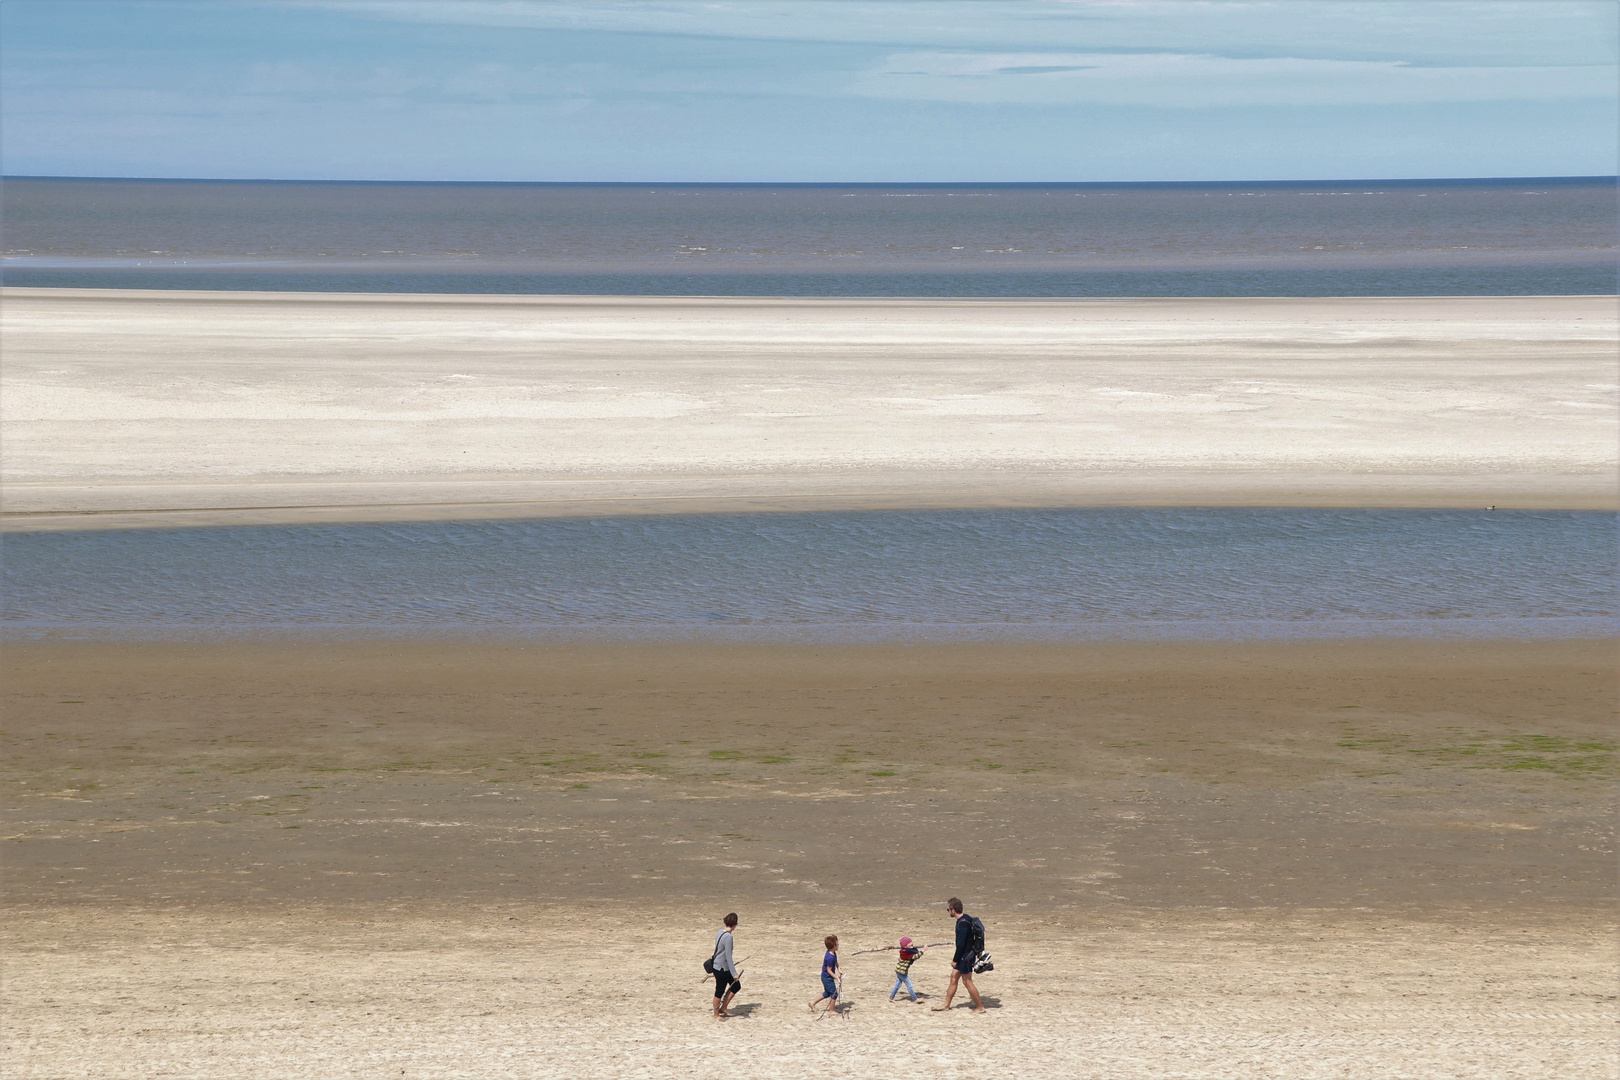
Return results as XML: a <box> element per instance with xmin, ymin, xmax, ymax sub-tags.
<box><xmin>2</xmin><ymin>0</ymin><xmax>1615</xmax><ymax>182</ymax></box>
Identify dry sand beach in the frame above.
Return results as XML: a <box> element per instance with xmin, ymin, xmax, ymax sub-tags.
<box><xmin>2</xmin><ymin>286</ymin><xmax>1616</xmax><ymax>1078</ymax></box>
<box><xmin>2</xmin><ymin>289</ymin><xmax>1615</xmax><ymax>529</ymax></box>
<box><xmin>3</xmin><ymin>639</ymin><xmax>1616</xmax><ymax>1078</ymax></box>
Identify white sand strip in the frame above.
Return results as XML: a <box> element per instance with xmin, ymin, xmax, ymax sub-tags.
<box><xmin>2</xmin><ymin>288</ymin><xmax>1615</xmax><ymax>529</ymax></box>
<box><xmin>5</xmin><ymin>906</ymin><xmax>1612</xmax><ymax>1080</ymax></box>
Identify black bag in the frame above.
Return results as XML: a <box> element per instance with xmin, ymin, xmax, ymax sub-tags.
<box><xmin>967</xmin><ymin>916</ymin><xmax>992</xmax><ymax>973</ymax></box>
<box><xmin>703</xmin><ymin>930</ymin><xmax>726</xmax><ymax>975</ymax></box>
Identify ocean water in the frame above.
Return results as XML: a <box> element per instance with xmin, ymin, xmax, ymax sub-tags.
<box><xmin>4</xmin><ymin>176</ymin><xmax>1614</xmax><ymax>296</ymax></box>
<box><xmin>3</xmin><ymin>509</ymin><xmax>1614</xmax><ymax>642</ymax></box>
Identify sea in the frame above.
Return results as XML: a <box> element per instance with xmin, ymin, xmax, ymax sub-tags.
<box><xmin>3</xmin><ymin>175</ymin><xmax>1615</xmax><ymax>296</ymax></box>
<box><xmin>3</xmin><ymin>510</ymin><xmax>1615</xmax><ymax>642</ymax></box>
<box><xmin>3</xmin><ymin>176</ymin><xmax>1615</xmax><ymax>642</ymax></box>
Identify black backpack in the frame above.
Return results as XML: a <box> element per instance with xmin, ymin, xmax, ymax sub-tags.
<box><xmin>966</xmin><ymin>915</ymin><xmax>986</xmax><ymax>956</ymax></box>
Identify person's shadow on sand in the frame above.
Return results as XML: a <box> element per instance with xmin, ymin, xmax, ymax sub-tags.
<box><xmin>725</xmin><ymin>1002</ymin><xmax>761</xmax><ymax>1018</ymax></box>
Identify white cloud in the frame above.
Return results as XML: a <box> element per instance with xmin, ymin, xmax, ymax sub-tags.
<box><xmin>6</xmin><ymin>0</ymin><xmax>1613</xmax><ymax>180</ymax></box>
<box><xmin>275</xmin><ymin>0</ymin><xmax>1620</xmax><ymax>66</ymax></box>
<box><xmin>240</xmin><ymin>62</ymin><xmax>434</xmax><ymax>97</ymax></box>
<box><xmin>852</xmin><ymin>50</ymin><xmax>1616</xmax><ymax>106</ymax></box>
<box><xmin>233</xmin><ymin>60</ymin><xmax>579</xmax><ymax>102</ymax></box>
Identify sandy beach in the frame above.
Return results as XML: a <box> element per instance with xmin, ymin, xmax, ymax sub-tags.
<box><xmin>6</xmin><ymin>6</ymin><xmax>1615</xmax><ymax>1079</ymax></box>
<box><xmin>3</xmin><ymin>638</ymin><xmax>1614</xmax><ymax>1077</ymax></box>
<box><xmin>3</xmin><ymin>289</ymin><xmax>1615</xmax><ymax>529</ymax></box>
<box><xmin>4</xmin><ymin>291</ymin><xmax>1615</xmax><ymax>1078</ymax></box>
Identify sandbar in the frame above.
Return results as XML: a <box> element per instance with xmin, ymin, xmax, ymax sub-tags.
<box><xmin>3</xmin><ymin>289</ymin><xmax>1615</xmax><ymax>530</ymax></box>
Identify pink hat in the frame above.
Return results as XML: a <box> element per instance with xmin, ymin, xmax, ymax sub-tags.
<box><xmin>899</xmin><ymin>936</ymin><xmax>912</xmax><ymax>947</ymax></box>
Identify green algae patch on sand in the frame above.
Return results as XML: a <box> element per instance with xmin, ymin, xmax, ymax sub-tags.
<box><xmin>1337</xmin><ymin>729</ymin><xmax>1618</xmax><ymax>780</ymax></box>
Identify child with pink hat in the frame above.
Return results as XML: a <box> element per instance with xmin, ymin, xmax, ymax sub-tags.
<box><xmin>890</xmin><ymin>936</ymin><xmax>923</xmax><ymax>1002</ymax></box>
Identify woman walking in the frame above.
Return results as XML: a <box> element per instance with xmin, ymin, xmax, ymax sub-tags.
<box><xmin>711</xmin><ymin>913</ymin><xmax>741</xmax><ymax>1019</ymax></box>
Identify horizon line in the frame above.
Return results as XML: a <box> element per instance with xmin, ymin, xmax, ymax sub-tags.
<box><xmin>4</xmin><ymin>174</ymin><xmax>1616</xmax><ymax>188</ymax></box>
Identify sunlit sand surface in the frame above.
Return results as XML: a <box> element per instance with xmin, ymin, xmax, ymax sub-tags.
<box><xmin>3</xmin><ymin>285</ymin><xmax>1613</xmax><ymax>1077</ymax></box>
<box><xmin>6</xmin><ymin>906</ymin><xmax>1608</xmax><ymax>1079</ymax></box>
<box><xmin>3</xmin><ymin>290</ymin><xmax>1614</xmax><ymax>530</ymax></box>
<box><xmin>4</xmin><ymin>639</ymin><xmax>1613</xmax><ymax>1077</ymax></box>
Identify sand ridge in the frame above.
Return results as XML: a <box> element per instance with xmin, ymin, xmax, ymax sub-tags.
<box><xmin>3</xmin><ymin>289</ymin><xmax>1615</xmax><ymax>529</ymax></box>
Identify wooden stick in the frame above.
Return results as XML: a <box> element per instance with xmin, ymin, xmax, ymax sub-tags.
<box><xmin>846</xmin><ymin>941</ymin><xmax>951</xmax><ymax>957</ymax></box>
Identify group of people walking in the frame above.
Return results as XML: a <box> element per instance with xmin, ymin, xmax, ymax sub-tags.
<box><xmin>708</xmin><ymin>898</ymin><xmax>990</xmax><ymax>1020</ymax></box>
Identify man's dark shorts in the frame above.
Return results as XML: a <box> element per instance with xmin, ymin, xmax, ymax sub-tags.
<box><xmin>713</xmin><ymin>970</ymin><xmax>741</xmax><ymax>999</ymax></box>
<box><xmin>955</xmin><ymin>957</ymin><xmax>976</xmax><ymax>975</ymax></box>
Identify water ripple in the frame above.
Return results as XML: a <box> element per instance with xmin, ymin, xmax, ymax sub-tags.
<box><xmin>2</xmin><ymin>509</ymin><xmax>1615</xmax><ymax>641</ymax></box>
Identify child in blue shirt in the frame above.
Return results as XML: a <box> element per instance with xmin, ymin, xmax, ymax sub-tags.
<box><xmin>809</xmin><ymin>935</ymin><xmax>842</xmax><ymax>1017</ymax></box>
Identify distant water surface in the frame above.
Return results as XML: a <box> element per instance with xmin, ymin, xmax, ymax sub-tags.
<box><xmin>4</xmin><ymin>177</ymin><xmax>1613</xmax><ymax>296</ymax></box>
<box><xmin>3</xmin><ymin>509</ymin><xmax>1614</xmax><ymax>642</ymax></box>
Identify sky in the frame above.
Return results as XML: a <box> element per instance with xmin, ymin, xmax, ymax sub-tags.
<box><xmin>1</xmin><ymin>0</ymin><xmax>1615</xmax><ymax>182</ymax></box>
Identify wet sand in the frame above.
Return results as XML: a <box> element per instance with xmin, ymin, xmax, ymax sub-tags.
<box><xmin>4</xmin><ymin>638</ymin><xmax>1614</xmax><ymax>1077</ymax></box>
<box><xmin>3</xmin><ymin>289</ymin><xmax>1615</xmax><ymax>531</ymax></box>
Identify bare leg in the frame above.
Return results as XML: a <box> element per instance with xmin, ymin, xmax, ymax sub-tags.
<box><xmin>932</xmin><ymin>970</ymin><xmax>961</xmax><ymax>1011</ymax></box>
<box><xmin>960</xmin><ymin>972</ymin><xmax>985</xmax><ymax>1012</ymax></box>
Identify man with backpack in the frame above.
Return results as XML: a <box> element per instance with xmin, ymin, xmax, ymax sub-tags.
<box><xmin>932</xmin><ymin>897</ymin><xmax>986</xmax><ymax>1013</ymax></box>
